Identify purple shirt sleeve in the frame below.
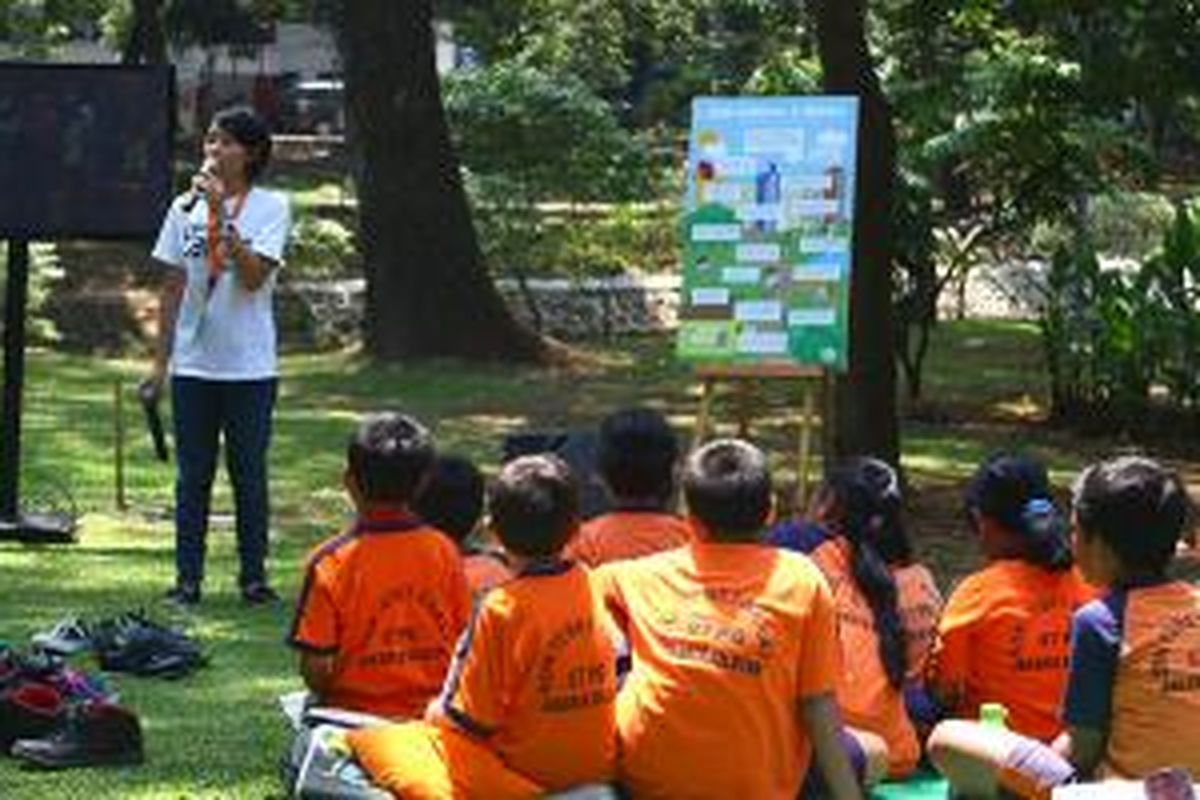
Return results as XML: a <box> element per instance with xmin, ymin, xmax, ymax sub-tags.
<box><xmin>1062</xmin><ymin>593</ymin><xmax>1125</xmax><ymax>730</ymax></box>
<box><xmin>766</xmin><ymin>519</ymin><xmax>833</xmax><ymax>554</ymax></box>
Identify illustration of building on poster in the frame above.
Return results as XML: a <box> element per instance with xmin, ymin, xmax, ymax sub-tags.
<box><xmin>676</xmin><ymin>96</ymin><xmax>859</xmax><ymax>370</ymax></box>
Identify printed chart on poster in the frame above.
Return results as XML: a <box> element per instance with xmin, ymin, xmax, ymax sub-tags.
<box><xmin>676</xmin><ymin>96</ymin><xmax>859</xmax><ymax>370</ymax></box>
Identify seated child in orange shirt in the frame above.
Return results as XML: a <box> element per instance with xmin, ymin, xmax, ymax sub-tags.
<box><xmin>347</xmin><ymin>454</ymin><xmax>618</xmax><ymax>797</ymax></box>
<box><xmin>414</xmin><ymin>454</ymin><xmax>514</xmax><ymax>596</ymax></box>
<box><xmin>288</xmin><ymin>412</ymin><xmax>471</xmax><ymax>719</ymax></box>
<box><xmin>564</xmin><ymin>407</ymin><xmax>690</xmax><ymax>567</ymax></box>
<box><xmin>593</xmin><ymin>438</ymin><xmax>863</xmax><ymax>799</ymax></box>
<box><xmin>926</xmin><ymin>453</ymin><xmax>1096</xmax><ymax>743</ymax></box>
<box><xmin>771</xmin><ymin>457</ymin><xmax>944</xmax><ymax>780</ymax></box>
<box><xmin>929</xmin><ymin>456</ymin><xmax>1200</xmax><ymax>798</ymax></box>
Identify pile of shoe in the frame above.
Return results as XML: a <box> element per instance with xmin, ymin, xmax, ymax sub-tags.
<box><xmin>88</xmin><ymin>611</ymin><xmax>207</xmax><ymax>679</ymax></box>
<box><xmin>33</xmin><ymin>611</ymin><xmax>207</xmax><ymax>680</ymax></box>
<box><xmin>0</xmin><ymin>645</ymin><xmax>142</xmax><ymax>769</ymax></box>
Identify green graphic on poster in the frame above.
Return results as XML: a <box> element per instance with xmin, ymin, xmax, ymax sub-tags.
<box><xmin>676</xmin><ymin>96</ymin><xmax>859</xmax><ymax>370</ymax></box>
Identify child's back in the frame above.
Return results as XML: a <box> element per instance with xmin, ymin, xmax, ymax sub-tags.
<box><xmin>595</xmin><ymin>439</ymin><xmax>855</xmax><ymax>799</ymax></box>
<box><xmin>290</xmin><ymin>513</ymin><xmax>469</xmax><ymax>717</ymax></box>
<box><xmin>565</xmin><ymin>407</ymin><xmax>689</xmax><ymax>568</ymax></box>
<box><xmin>595</xmin><ymin>543</ymin><xmax>837</xmax><ymax>798</ymax></box>
<box><xmin>773</xmin><ymin>458</ymin><xmax>943</xmax><ymax>777</ymax></box>
<box><xmin>930</xmin><ymin>558</ymin><xmax>1092</xmax><ymax>739</ymax></box>
<box><xmin>565</xmin><ymin>510</ymin><xmax>690</xmax><ymax>567</ymax></box>
<box><xmin>348</xmin><ymin>454</ymin><xmax>617</xmax><ymax>796</ymax></box>
<box><xmin>289</xmin><ymin>412</ymin><xmax>471</xmax><ymax>719</ymax></box>
<box><xmin>928</xmin><ymin>453</ymin><xmax>1095</xmax><ymax>741</ymax></box>
<box><xmin>441</xmin><ymin>558</ymin><xmax>616</xmax><ymax>788</ymax></box>
<box><xmin>414</xmin><ymin>454</ymin><xmax>515</xmax><ymax>596</ymax></box>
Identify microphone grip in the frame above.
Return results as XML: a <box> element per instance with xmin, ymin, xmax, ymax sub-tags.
<box><xmin>138</xmin><ymin>382</ymin><xmax>170</xmax><ymax>462</ymax></box>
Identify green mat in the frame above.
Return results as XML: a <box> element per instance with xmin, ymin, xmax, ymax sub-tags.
<box><xmin>870</xmin><ymin>770</ymin><xmax>948</xmax><ymax>800</ymax></box>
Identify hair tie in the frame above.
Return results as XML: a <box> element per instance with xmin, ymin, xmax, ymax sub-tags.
<box><xmin>1024</xmin><ymin>497</ymin><xmax>1054</xmax><ymax>516</ymax></box>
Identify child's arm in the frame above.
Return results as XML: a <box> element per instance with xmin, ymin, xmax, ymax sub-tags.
<box><xmin>299</xmin><ymin>651</ymin><xmax>337</xmax><ymax>697</ymax></box>
<box><xmin>802</xmin><ymin>692</ymin><xmax>864</xmax><ymax>800</ymax></box>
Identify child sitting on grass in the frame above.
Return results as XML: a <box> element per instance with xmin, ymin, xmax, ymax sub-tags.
<box><xmin>414</xmin><ymin>454</ymin><xmax>513</xmax><ymax>596</ymax></box>
<box><xmin>771</xmin><ymin>457</ymin><xmax>944</xmax><ymax>780</ymax></box>
<box><xmin>347</xmin><ymin>454</ymin><xmax>618</xmax><ymax>797</ymax></box>
<box><xmin>564</xmin><ymin>407</ymin><xmax>690</xmax><ymax>567</ymax></box>
<box><xmin>926</xmin><ymin>453</ymin><xmax>1095</xmax><ymax>743</ymax></box>
<box><xmin>288</xmin><ymin>412</ymin><xmax>471</xmax><ymax>719</ymax></box>
<box><xmin>929</xmin><ymin>455</ymin><xmax>1200</xmax><ymax>798</ymax></box>
<box><xmin>592</xmin><ymin>438</ymin><xmax>863</xmax><ymax>799</ymax></box>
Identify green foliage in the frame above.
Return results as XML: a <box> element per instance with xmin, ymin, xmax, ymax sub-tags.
<box><xmin>0</xmin><ymin>0</ymin><xmax>112</xmax><ymax>55</ymax></box>
<box><xmin>741</xmin><ymin>47</ymin><xmax>821</xmax><ymax>95</ymax></box>
<box><xmin>287</xmin><ymin>213</ymin><xmax>357</xmax><ymax>279</ymax></box>
<box><xmin>0</xmin><ymin>242</ymin><xmax>64</xmax><ymax>344</ymax></box>
<box><xmin>444</xmin><ymin>62</ymin><xmax>669</xmax><ymax>284</ymax></box>
<box><xmin>1039</xmin><ymin>203</ymin><xmax>1200</xmax><ymax>432</ymax></box>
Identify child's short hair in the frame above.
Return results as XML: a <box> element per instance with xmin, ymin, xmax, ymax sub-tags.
<box><xmin>489</xmin><ymin>454</ymin><xmax>579</xmax><ymax>557</ymax></box>
<box><xmin>414</xmin><ymin>455</ymin><xmax>484</xmax><ymax>542</ymax></box>
<box><xmin>347</xmin><ymin>412</ymin><xmax>435</xmax><ymax>504</ymax></box>
<box><xmin>682</xmin><ymin>439</ymin><xmax>771</xmax><ymax>539</ymax></box>
<box><xmin>1072</xmin><ymin>456</ymin><xmax>1192</xmax><ymax>576</ymax></box>
<box><xmin>597</xmin><ymin>407</ymin><xmax>679</xmax><ymax>504</ymax></box>
<box><xmin>964</xmin><ymin>452</ymin><xmax>1072</xmax><ymax>572</ymax></box>
<box><xmin>211</xmin><ymin>105</ymin><xmax>272</xmax><ymax>181</ymax></box>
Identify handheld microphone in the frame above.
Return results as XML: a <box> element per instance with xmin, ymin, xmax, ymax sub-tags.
<box><xmin>181</xmin><ymin>159</ymin><xmax>219</xmax><ymax>212</ymax></box>
<box><xmin>137</xmin><ymin>380</ymin><xmax>170</xmax><ymax>462</ymax></box>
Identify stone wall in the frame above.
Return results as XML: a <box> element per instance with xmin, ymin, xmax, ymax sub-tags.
<box><xmin>277</xmin><ymin>274</ymin><xmax>683</xmax><ymax>350</ymax></box>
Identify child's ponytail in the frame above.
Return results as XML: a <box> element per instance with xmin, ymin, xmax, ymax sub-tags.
<box><xmin>828</xmin><ymin>458</ymin><xmax>909</xmax><ymax>690</ymax></box>
<box><xmin>966</xmin><ymin>453</ymin><xmax>1073</xmax><ymax>572</ymax></box>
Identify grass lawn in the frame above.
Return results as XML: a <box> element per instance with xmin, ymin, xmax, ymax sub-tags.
<box><xmin>0</xmin><ymin>320</ymin><xmax>1195</xmax><ymax>797</ymax></box>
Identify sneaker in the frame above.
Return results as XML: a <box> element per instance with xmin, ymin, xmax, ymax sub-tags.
<box><xmin>0</xmin><ymin>682</ymin><xmax>66</xmax><ymax>750</ymax></box>
<box><xmin>31</xmin><ymin>617</ymin><xmax>92</xmax><ymax>656</ymax></box>
<box><xmin>163</xmin><ymin>584</ymin><xmax>201</xmax><ymax>606</ymax></box>
<box><xmin>241</xmin><ymin>583</ymin><xmax>280</xmax><ymax>605</ymax></box>
<box><xmin>11</xmin><ymin>700</ymin><xmax>143</xmax><ymax>769</ymax></box>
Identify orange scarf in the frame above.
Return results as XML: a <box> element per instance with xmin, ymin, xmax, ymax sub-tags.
<box><xmin>205</xmin><ymin>191</ymin><xmax>248</xmax><ymax>293</ymax></box>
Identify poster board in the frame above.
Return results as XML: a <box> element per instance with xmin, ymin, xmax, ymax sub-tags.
<box><xmin>676</xmin><ymin>96</ymin><xmax>859</xmax><ymax>371</ymax></box>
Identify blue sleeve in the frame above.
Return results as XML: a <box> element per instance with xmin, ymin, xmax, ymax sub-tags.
<box><xmin>766</xmin><ymin>519</ymin><xmax>832</xmax><ymax>554</ymax></box>
<box><xmin>1062</xmin><ymin>593</ymin><xmax>1125</xmax><ymax>730</ymax></box>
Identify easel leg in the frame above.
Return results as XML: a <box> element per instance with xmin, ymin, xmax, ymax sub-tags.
<box><xmin>695</xmin><ymin>377</ymin><xmax>714</xmax><ymax>447</ymax></box>
<box><xmin>796</xmin><ymin>381</ymin><xmax>815</xmax><ymax>512</ymax></box>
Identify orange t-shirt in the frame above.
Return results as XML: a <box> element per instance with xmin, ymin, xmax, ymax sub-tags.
<box><xmin>809</xmin><ymin>539</ymin><xmax>944</xmax><ymax>777</ymax></box>
<box><xmin>593</xmin><ymin>541</ymin><xmax>839</xmax><ymax>800</ymax></box>
<box><xmin>438</xmin><ymin>560</ymin><xmax>617</xmax><ymax>791</ymax></box>
<box><xmin>564</xmin><ymin>510</ymin><xmax>691</xmax><ymax>568</ymax></box>
<box><xmin>1104</xmin><ymin>581</ymin><xmax>1200</xmax><ymax>778</ymax></box>
<box><xmin>288</xmin><ymin>512</ymin><xmax>471</xmax><ymax>718</ymax></box>
<box><xmin>462</xmin><ymin>549</ymin><xmax>514</xmax><ymax>597</ymax></box>
<box><xmin>927</xmin><ymin>559</ymin><xmax>1096</xmax><ymax>740</ymax></box>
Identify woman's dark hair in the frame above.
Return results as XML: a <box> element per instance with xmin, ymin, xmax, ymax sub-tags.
<box><xmin>823</xmin><ymin>457</ymin><xmax>909</xmax><ymax>689</ymax></box>
<box><xmin>964</xmin><ymin>452</ymin><xmax>1072</xmax><ymax>572</ymax></box>
<box><xmin>211</xmin><ymin>105</ymin><xmax>272</xmax><ymax>181</ymax></box>
<box><xmin>597</xmin><ymin>407</ymin><xmax>679</xmax><ymax>506</ymax></box>
<box><xmin>1072</xmin><ymin>456</ymin><xmax>1193</xmax><ymax>577</ymax></box>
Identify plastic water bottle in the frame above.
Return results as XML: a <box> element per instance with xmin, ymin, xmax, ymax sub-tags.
<box><xmin>980</xmin><ymin>702</ymin><xmax>1008</xmax><ymax>729</ymax></box>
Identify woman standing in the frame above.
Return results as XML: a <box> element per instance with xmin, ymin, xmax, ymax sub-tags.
<box><xmin>145</xmin><ymin>105</ymin><xmax>291</xmax><ymax>605</ymax></box>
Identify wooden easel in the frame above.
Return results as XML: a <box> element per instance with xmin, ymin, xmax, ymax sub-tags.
<box><xmin>693</xmin><ymin>363</ymin><xmax>827</xmax><ymax>512</ymax></box>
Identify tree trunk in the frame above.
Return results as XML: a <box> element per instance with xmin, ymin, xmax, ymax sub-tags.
<box><xmin>122</xmin><ymin>0</ymin><xmax>167</xmax><ymax>65</ymax></box>
<box><xmin>807</xmin><ymin>0</ymin><xmax>900</xmax><ymax>465</ymax></box>
<box><xmin>334</xmin><ymin>1</ymin><xmax>546</xmax><ymax>361</ymax></box>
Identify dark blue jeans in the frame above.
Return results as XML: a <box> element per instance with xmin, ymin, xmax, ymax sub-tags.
<box><xmin>172</xmin><ymin>376</ymin><xmax>277</xmax><ymax>589</ymax></box>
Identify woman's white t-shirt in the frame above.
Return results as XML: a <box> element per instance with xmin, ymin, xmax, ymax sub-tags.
<box><xmin>151</xmin><ymin>187</ymin><xmax>291</xmax><ymax>380</ymax></box>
